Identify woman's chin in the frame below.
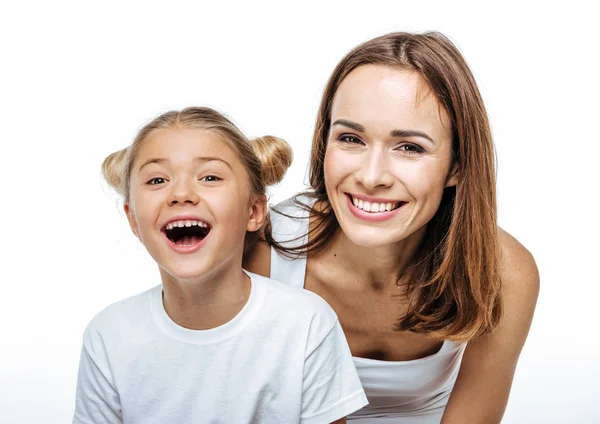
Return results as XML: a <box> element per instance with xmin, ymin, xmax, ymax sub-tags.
<box><xmin>342</xmin><ymin>228</ymin><xmax>405</xmax><ymax>249</ymax></box>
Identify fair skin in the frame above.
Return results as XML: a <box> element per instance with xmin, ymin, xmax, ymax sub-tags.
<box><xmin>125</xmin><ymin>127</ymin><xmax>347</xmax><ymax>424</ymax></box>
<box><xmin>246</xmin><ymin>65</ymin><xmax>539</xmax><ymax>422</ymax></box>
<box><xmin>125</xmin><ymin>127</ymin><xmax>266</xmax><ymax>330</ymax></box>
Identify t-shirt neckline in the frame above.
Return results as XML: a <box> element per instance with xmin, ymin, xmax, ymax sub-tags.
<box><xmin>149</xmin><ymin>270</ymin><xmax>263</xmax><ymax>344</ymax></box>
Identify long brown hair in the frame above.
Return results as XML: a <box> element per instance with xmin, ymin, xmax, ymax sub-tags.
<box><xmin>266</xmin><ymin>32</ymin><xmax>502</xmax><ymax>341</ymax></box>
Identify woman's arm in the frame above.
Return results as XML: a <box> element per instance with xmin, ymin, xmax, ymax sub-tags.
<box><xmin>441</xmin><ymin>229</ymin><xmax>540</xmax><ymax>423</ymax></box>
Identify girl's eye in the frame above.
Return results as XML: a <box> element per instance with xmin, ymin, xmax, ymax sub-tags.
<box><xmin>396</xmin><ymin>144</ymin><xmax>425</xmax><ymax>154</ymax></box>
<box><xmin>337</xmin><ymin>135</ymin><xmax>363</xmax><ymax>144</ymax></box>
<box><xmin>147</xmin><ymin>177</ymin><xmax>167</xmax><ymax>185</ymax></box>
<box><xmin>200</xmin><ymin>175</ymin><xmax>221</xmax><ymax>182</ymax></box>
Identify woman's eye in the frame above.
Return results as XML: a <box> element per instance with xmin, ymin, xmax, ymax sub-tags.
<box><xmin>396</xmin><ymin>144</ymin><xmax>424</xmax><ymax>154</ymax></box>
<box><xmin>147</xmin><ymin>177</ymin><xmax>167</xmax><ymax>185</ymax></box>
<box><xmin>200</xmin><ymin>175</ymin><xmax>221</xmax><ymax>182</ymax></box>
<box><xmin>337</xmin><ymin>135</ymin><xmax>363</xmax><ymax>144</ymax></box>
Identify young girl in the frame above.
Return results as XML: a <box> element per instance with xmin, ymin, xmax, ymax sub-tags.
<box><xmin>245</xmin><ymin>32</ymin><xmax>539</xmax><ymax>423</ymax></box>
<box><xmin>73</xmin><ymin>107</ymin><xmax>368</xmax><ymax>423</ymax></box>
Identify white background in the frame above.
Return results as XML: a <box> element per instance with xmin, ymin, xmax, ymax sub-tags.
<box><xmin>1</xmin><ymin>1</ymin><xmax>598</xmax><ymax>423</ymax></box>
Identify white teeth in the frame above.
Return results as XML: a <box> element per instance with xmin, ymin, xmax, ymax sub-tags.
<box><xmin>351</xmin><ymin>196</ymin><xmax>400</xmax><ymax>213</ymax></box>
<box><xmin>165</xmin><ymin>220</ymin><xmax>207</xmax><ymax>230</ymax></box>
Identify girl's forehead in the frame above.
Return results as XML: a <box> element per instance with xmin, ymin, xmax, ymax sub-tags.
<box><xmin>136</xmin><ymin>127</ymin><xmax>240</xmax><ymax>165</ymax></box>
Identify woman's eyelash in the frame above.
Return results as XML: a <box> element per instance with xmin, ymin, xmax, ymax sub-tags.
<box><xmin>337</xmin><ymin>135</ymin><xmax>363</xmax><ymax>144</ymax></box>
<box><xmin>396</xmin><ymin>143</ymin><xmax>425</xmax><ymax>154</ymax></box>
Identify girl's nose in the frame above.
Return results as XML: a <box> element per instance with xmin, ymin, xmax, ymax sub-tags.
<box><xmin>167</xmin><ymin>179</ymin><xmax>200</xmax><ymax>206</ymax></box>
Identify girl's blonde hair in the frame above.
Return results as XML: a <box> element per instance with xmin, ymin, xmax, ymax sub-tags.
<box><xmin>102</xmin><ymin>107</ymin><xmax>292</xmax><ymax>203</ymax></box>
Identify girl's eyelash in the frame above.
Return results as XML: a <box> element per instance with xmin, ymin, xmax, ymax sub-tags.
<box><xmin>200</xmin><ymin>175</ymin><xmax>221</xmax><ymax>182</ymax></box>
<box><xmin>147</xmin><ymin>177</ymin><xmax>167</xmax><ymax>185</ymax></box>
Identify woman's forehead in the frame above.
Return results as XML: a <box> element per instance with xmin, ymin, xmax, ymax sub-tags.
<box><xmin>331</xmin><ymin>65</ymin><xmax>451</xmax><ymax>136</ymax></box>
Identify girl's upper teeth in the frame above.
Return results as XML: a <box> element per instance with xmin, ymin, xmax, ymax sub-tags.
<box><xmin>351</xmin><ymin>196</ymin><xmax>397</xmax><ymax>212</ymax></box>
<box><xmin>165</xmin><ymin>220</ymin><xmax>207</xmax><ymax>230</ymax></box>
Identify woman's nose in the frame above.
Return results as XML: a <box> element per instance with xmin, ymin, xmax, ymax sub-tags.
<box><xmin>355</xmin><ymin>148</ymin><xmax>394</xmax><ymax>190</ymax></box>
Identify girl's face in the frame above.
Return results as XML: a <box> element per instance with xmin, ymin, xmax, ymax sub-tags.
<box><xmin>125</xmin><ymin>127</ymin><xmax>265</xmax><ymax>282</ymax></box>
<box><xmin>324</xmin><ymin>65</ymin><xmax>457</xmax><ymax>248</ymax></box>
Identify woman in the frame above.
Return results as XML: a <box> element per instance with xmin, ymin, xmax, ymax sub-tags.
<box><xmin>245</xmin><ymin>31</ymin><xmax>539</xmax><ymax>423</ymax></box>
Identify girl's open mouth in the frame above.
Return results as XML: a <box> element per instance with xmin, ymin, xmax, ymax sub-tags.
<box><xmin>162</xmin><ymin>220</ymin><xmax>211</xmax><ymax>252</ymax></box>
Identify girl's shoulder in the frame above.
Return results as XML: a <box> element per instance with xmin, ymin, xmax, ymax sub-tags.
<box><xmin>250</xmin><ymin>271</ymin><xmax>335</xmax><ymax>319</ymax></box>
<box><xmin>82</xmin><ymin>286</ymin><xmax>159</xmax><ymax>342</ymax></box>
<box><xmin>249</xmin><ymin>272</ymin><xmax>339</xmax><ymax>341</ymax></box>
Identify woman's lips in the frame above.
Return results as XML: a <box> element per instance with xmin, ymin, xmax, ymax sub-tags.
<box><xmin>346</xmin><ymin>194</ymin><xmax>406</xmax><ymax>222</ymax></box>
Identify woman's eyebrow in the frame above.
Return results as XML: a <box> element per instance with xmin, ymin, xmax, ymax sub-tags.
<box><xmin>331</xmin><ymin>119</ymin><xmax>365</xmax><ymax>132</ymax></box>
<box><xmin>390</xmin><ymin>129</ymin><xmax>435</xmax><ymax>144</ymax></box>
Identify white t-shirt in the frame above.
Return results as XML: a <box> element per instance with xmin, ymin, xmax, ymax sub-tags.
<box><xmin>73</xmin><ymin>272</ymin><xmax>368</xmax><ymax>424</ymax></box>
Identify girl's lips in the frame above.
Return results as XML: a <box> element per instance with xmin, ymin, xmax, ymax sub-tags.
<box><xmin>161</xmin><ymin>229</ymin><xmax>210</xmax><ymax>254</ymax></box>
<box><xmin>345</xmin><ymin>194</ymin><xmax>405</xmax><ymax>222</ymax></box>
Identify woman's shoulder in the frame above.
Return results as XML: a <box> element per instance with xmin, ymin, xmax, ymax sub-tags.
<box><xmin>498</xmin><ymin>228</ymin><xmax>540</xmax><ymax>303</ymax></box>
<box><xmin>270</xmin><ymin>193</ymin><xmax>315</xmax><ymax>221</ymax></box>
<box><xmin>244</xmin><ymin>194</ymin><xmax>314</xmax><ymax>278</ymax></box>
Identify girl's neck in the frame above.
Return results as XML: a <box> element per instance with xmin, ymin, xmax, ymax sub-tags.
<box><xmin>324</xmin><ymin>223</ymin><xmax>427</xmax><ymax>292</ymax></box>
<box><xmin>159</xmin><ymin>263</ymin><xmax>250</xmax><ymax>330</ymax></box>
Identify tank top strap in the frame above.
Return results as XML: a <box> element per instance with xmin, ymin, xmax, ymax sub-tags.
<box><xmin>268</xmin><ymin>195</ymin><xmax>313</xmax><ymax>288</ymax></box>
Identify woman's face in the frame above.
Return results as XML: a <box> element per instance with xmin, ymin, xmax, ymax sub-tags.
<box><xmin>324</xmin><ymin>64</ymin><xmax>457</xmax><ymax>248</ymax></box>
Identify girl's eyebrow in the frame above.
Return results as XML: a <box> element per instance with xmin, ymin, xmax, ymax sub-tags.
<box><xmin>193</xmin><ymin>156</ymin><xmax>233</xmax><ymax>170</ymax></box>
<box><xmin>332</xmin><ymin>119</ymin><xmax>435</xmax><ymax>144</ymax></box>
<box><xmin>138</xmin><ymin>156</ymin><xmax>233</xmax><ymax>172</ymax></box>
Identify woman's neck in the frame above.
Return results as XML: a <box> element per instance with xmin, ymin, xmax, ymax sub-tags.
<box><xmin>323</xmin><ymin>224</ymin><xmax>428</xmax><ymax>293</ymax></box>
<box><xmin>159</xmin><ymin>262</ymin><xmax>250</xmax><ymax>330</ymax></box>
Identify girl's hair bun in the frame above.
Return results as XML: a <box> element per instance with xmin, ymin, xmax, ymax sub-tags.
<box><xmin>101</xmin><ymin>147</ymin><xmax>129</xmax><ymax>197</ymax></box>
<box><xmin>249</xmin><ymin>135</ymin><xmax>293</xmax><ymax>186</ymax></box>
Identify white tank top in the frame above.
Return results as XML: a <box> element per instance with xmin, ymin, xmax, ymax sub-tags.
<box><xmin>269</xmin><ymin>196</ymin><xmax>466</xmax><ymax>423</ymax></box>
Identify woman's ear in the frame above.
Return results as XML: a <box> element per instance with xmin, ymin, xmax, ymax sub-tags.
<box><xmin>247</xmin><ymin>194</ymin><xmax>267</xmax><ymax>232</ymax></box>
<box><xmin>124</xmin><ymin>203</ymin><xmax>140</xmax><ymax>238</ymax></box>
<box><xmin>445</xmin><ymin>161</ymin><xmax>459</xmax><ymax>187</ymax></box>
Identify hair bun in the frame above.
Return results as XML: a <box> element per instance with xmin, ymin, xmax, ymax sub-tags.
<box><xmin>101</xmin><ymin>147</ymin><xmax>129</xmax><ymax>196</ymax></box>
<box><xmin>250</xmin><ymin>135</ymin><xmax>293</xmax><ymax>186</ymax></box>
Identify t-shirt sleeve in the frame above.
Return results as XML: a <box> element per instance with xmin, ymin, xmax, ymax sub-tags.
<box><xmin>300</xmin><ymin>306</ymin><xmax>368</xmax><ymax>424</ymax></box>
<box><xmin>72</xmin><ymin>324</ymin><xmax>123</xmax><ymax>424</ymax></box>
